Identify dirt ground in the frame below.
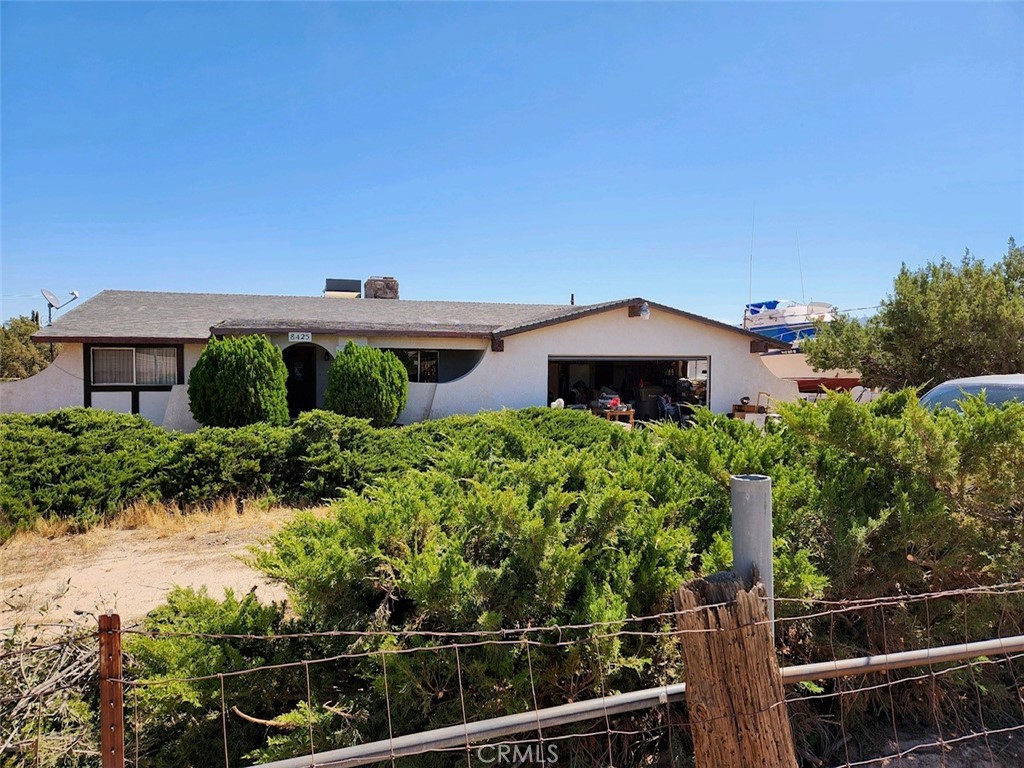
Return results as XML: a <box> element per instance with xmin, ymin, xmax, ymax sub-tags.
<box><xmin>0</xmin><ymin>506</ymin><xmax>312</xmax><ymax>625</ymax></box>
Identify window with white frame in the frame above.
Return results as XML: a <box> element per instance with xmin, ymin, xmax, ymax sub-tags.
<box><xmin>91</xmin><ymin>347</ymin><xmax>178</xmax><ymax>386</ymax></box>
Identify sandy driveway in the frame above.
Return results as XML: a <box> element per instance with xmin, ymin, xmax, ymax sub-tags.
<box><xmin>0</xmin><ymin>507</ymin><xmax>306</xmax><ymax>625</ymax></box>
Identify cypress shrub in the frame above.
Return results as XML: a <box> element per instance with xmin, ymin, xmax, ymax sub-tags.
<box><xmin>188</xmin><ymin>335</ymin><xmax>289</xmax><ymax>427</ymax></box>
<box><xmin>0</xmin><ymin>409</ymin><xmax>174</xmax><ymax>536</ymax></box>
<box><xmin>323</xmin><ymin>341</ymin><xmax>408</xmax><ymax>427</ymax></box>
<box><xmin>165</xmin><ymin>424</ymin><xmax>295</xmax><ymax>504</ymax></box>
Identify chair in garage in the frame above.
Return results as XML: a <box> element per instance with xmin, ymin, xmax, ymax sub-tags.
<box><xmin>656</xmin><ymin>396</ymin><xmax>682</xmax><ymax>424</ymax></box>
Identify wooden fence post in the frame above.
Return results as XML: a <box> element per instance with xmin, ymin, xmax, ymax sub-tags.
<box><xmin>674</xmin><ymin>572</ymin><xmax>797</xmax><ymax>768</ymax></box>
<box><xmin>98</xmin><ymin>612</ymin><xmax>125</xmax><ymax>768</ymax></box>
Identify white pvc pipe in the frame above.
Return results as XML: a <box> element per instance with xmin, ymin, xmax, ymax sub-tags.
<box><xmin>731</xmin><ymin>473</ymin><xmax>774</xmax><ymax>620</ymax></box>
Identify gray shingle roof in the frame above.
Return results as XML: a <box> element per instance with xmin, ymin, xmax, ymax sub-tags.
<box><xmin>32</xmin><ymin>290</ymin><xmax>567</xmax><ymax>342</ymax></box>
<box><xmin>32</xmin><ymin>289</ymin><xmax>788</xmax><ymax>348</ymax></box>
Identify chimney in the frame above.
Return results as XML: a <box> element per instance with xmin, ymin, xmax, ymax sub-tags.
<box><xmin>364</xmin><ymin>276</ymin><xmax>399</xmax><ymax>300</ymax></box>
<box><xmin>323</xmin><ymin>278</ymin><xmax>361</xmax><ymax>299</ymax></box>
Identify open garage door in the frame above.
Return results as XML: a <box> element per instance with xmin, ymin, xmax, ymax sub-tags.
<box><xmin>547</xmin><ymin>356</ymin><xmax>709</xmax><ymax>420</ymax></box>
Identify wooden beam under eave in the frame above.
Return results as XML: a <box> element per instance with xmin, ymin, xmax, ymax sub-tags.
<box><xmin>491</xmin><ymin>338</ymin><xmax>505</xmax><ymax>352</ymax></box>
<box><xmin>750</xmin><ymin>340</ymin><xmax>771</xmax><ymax>354</ymax></box>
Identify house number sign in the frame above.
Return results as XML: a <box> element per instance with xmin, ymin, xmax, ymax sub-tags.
<box><xmin>288</xmin><ymin>332</ymin><xmax>313</xmax><ymax>342</ymax></box>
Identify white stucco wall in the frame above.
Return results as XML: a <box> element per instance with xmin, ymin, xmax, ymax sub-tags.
<box><xmin>0</xmin><ymin>347</ymin><xmax>85</xmax><ymax>414</ymax></box>
<box><xmin>161</xmin><ymin>344</ymin><xmax>207</xmax><ymax>432</ymax></box>
<box><xmin>139</xmin><ymin>390</ymin><xmax>172</xmax><ymax>424</ymax></box>
<box><xmin>3</xmin><ymin>310</ymin><xmax>797</xmax><ymax>427</ymax></box>
<box><xmin>395</xmin><ymin>305</ymin><xmax>799</xmax><ymax>421</ymax></box>
<box><xmin>163</xmin><ymin>385</ymin><xmax>202</xmax><ymax>431</ymax></box>
<box><xmin>0</xmin><ymin>343</ymin><xmax>207</xmax><ymax>431</ymax></box>
<box><xmin>403</xmin><ymin>382</ymin><xmax>440</xmax><ymax>422</ymax></box>
<box><xmin>91</xmin><ymin>390</ymin><xmax>133</xmax><ymax>413</ymax></box>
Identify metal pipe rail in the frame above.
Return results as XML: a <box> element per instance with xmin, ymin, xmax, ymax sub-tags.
<box><xmin>250</xmin><ymin>633</ymin><xmax>1024</xmax><ymax>768</ymax></box>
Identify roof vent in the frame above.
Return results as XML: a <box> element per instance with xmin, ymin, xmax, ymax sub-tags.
<box><xmin>323</xmin><ymin>278</ymin><xmax>362</xmax><ymax>299</ymax></box>
<box><xmin>364</xmin><ymin>276</ymin><xmax>399</xmax><ymax>300</ymax></box>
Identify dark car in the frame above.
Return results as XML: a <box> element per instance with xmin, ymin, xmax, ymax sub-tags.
<box><xmin>919</xmin><ymin>374</ymin><xmax>1024</xmax><ymax>410</ymax></box>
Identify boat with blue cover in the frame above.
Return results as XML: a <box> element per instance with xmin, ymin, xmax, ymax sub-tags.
<box><xmin>742</xmin><ymin>300</ymin><xmax>837</xmax><ymax>347</ymax></box>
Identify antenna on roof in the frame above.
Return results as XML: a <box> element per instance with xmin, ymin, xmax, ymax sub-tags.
<box><xmin>40</xmin><ymin>288</ymin><xmax>80</xmax><ymax>361</ymax></box>
<box><xmin>747</xmin><ymin>203</ymin><xmax>756</xmax><ymax>309</ymax></box>
<box><xmin>796</xmin><ymin>234</ymin><xmax>806</xmax><ymax>305</ymax></box>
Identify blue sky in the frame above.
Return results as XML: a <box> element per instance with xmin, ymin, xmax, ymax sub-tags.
<box><xmin>2</xmin><ymin>2</ymin><xmax>1022</xmax><ymax>325</ymax></box>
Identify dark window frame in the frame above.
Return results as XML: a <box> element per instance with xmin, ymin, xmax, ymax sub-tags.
<box><xmin>382</xmin><ymin>348</ymin><xmax>439</xmax><ymax>384</ymax></box>
<box><xmin>83</xmin><ymin>343</ymin><xmax>185</xmax><ymax>414</ymax></box>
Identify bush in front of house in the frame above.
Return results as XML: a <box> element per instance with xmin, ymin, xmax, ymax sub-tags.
<box><xmin>0</xmin><ymin>409</ymin><xmax>175</xmax><ymax>537</ymax></box>
<box><xmin>323</xmin><ymin>341</ymin><xmax>408</xmax><ymax>427</ymax></box>
<box><xmin>164</xmin><ymin>423</ymin><xmax>296</xmax><ymax>504</ymax></box>
<box><xmin>6</xmin><ymin>399</ymin><xmax>1024</xmax><ymax>764</ymax></box>
<box><xmin>0</xmin><ymin>406</ymin><xmax>437</xmax><ymax>537</ymax></box>
<box><xmin>144</xmin><ymin>395</ymin><xmax>1024</xmax><ymax>765</ymax></box>
<box><xmin>188</xmin><ymin>335</ymin><xmax>289</xmax><ymax>427</ymax></box>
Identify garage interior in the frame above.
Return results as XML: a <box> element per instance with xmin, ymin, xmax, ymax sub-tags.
<box><xmin>547</xmin><ymin>357</ymin><xmax>710</xmax><ymax>419</ymax></box>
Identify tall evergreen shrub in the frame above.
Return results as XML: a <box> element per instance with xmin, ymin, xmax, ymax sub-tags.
<box><xmin>323</xmin><ymin>341</ymin><xmax>408</xmax><ymax>427</ymax></box>
<box><xmin>188</xmin><ymin>335</ymin><xmax>289</xmax><ymax>427</ymax></box>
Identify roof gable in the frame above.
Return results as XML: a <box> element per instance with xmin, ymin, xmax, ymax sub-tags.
<box><xmin>493</xmin><ymin>297</ymin><xmax>789</xmax><ymax>348</ymax></box>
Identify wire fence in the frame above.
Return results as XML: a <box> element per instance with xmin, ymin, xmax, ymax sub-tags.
<box><xmin>4</xmin><ymin>581</ymin><xmax>1024</xmax><ymax>767</ymax></box>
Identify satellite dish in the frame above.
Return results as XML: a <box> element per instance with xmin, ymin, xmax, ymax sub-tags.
<box><xmin>39</xmin><ymin>288</ymin><xmax>80</xmax><ymax>327</ymax></box>
<box><xmin>41</xmin><ymin>288</ymin><xmax>63</xmax><ymax>309</ymax></box>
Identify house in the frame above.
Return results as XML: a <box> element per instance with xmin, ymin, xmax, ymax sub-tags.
<box><xmin>2</xmin><ymin>278</ymin><xmax>799</xmax><ymax>430</ymax></box>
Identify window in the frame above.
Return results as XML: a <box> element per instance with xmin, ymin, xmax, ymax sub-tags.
<box><xmin>383</xmin><ymin>349</ymin><xmax>439</xmax><ymax>383</ymax></box>
<box><xmin>91</xmin><ymin>347</ymin><xmax>179</xmax><ymax>386</ymax></box>
<box><xmin>135</xmin><ymin>348</ymin><xmax>178</xmax><ymax>385</ymax></box>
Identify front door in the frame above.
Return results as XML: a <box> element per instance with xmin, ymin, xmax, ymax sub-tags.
<box><xmin>283</xmin><ymin>345</ymin><xmax>317</xmax><ymax>418</ymax></box>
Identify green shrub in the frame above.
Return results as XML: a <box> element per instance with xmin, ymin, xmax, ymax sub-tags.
<box><xmin>125</xmin><ymin>587</ymin><xmax>302</xmax><ymax>767</ymax></box>
<box><xmin>286</xmin><ymin>410</ymin><xmax>381</xmax><ymax>499</ymax></box>
<box><xmin>253</xmin><ymin>454</ymin><xmax>694</xmax><ymax>741</ymax></box>
<box><xmin>188</xmin><ymin>335</ymin><xmax>289</xmax><ymax>427</ymax></box>
<box><xmin>165</xmin><ymin>423</ymin><xmax>295</xmax><ymax>504</ymax></box>
<box><xmin>8</xmin><ymin>399</ymin><xmax>1022</xmax><ymax>763</ymax></box>
<box><xmin>0</xmin><ymin>409</ymin><xmax>175</xmax><ymax>536</ymax></box>
<box><xmin>323</xmin><ymin>341</ymin><xmax>408</xmax><ymax>427</ymax></box>
<box><xmin>247</xmin><ymin>396</ymin><xmax>1024</xmax><ymax>757</ymax></box>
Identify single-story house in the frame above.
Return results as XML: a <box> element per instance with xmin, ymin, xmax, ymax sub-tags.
<box><xmin>3</xmin><ymin>278</ymin><xmax>798</xmax><ymax>430</ymax></box>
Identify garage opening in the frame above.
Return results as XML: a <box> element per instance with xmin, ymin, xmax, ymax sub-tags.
<box><xmin>547</xmin><ymin>357</ymin><xmax>710</xmax><ymax>420</ymax></box>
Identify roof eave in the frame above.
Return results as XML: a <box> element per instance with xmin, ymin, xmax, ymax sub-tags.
<box><xmin>493</xmin><ymin>297</ymin><xmax>644</xmax><ymax>337</ymax></box>
<box><xmin>30</xmin><ymin>334</ymin><xmax>209</xmax><ymax>345</ymax></box>
<box><xmin>493</xmin><ymin>297</ymin><xmax>791</xmax><ymax>350</ymax></box>
<box><xmin>210</xmin><ymin>325</ymin><xmax>494</xmax><ymax>340</ymax></box>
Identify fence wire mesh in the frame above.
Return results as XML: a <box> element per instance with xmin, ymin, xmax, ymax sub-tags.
<box><xmin>3</xmin><ymin>581</ymin><xmax>1024</xmax><ymax>768</ymax></box>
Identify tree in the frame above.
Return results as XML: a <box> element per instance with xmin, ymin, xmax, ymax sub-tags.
<box><xmin>804</xmin><ymin>237</ymin><xmax>1024</xmax><ymax>388</ymax></box>
<box><xmin>0</xmin><ymin>314</ymin><xmax>59</xmax><ymax>380</ymax></box>
<box><xmin>187</xmin><ymin>335</ymin><xmax>289</xmax><ymax>427</ymax></box>
<box><xmin>323</xmin><ymin>341</ymin><xmax>408</xmax><ymax>427</ymax></box>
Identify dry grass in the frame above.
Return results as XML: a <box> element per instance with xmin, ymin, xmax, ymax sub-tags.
<box><xmin>114</xmin><ymin>495</ymin><xmax>262</xmax><ymax>534</ymax></box>
<box><xmin>13</xmin><ymin>495</ymin><xmax>310</xmax><ymax>542</ymax></box>
<box><xmin>2</xmin><ymin>500</ymin><xmax>331</xmax><ymax>623</ymax></box>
